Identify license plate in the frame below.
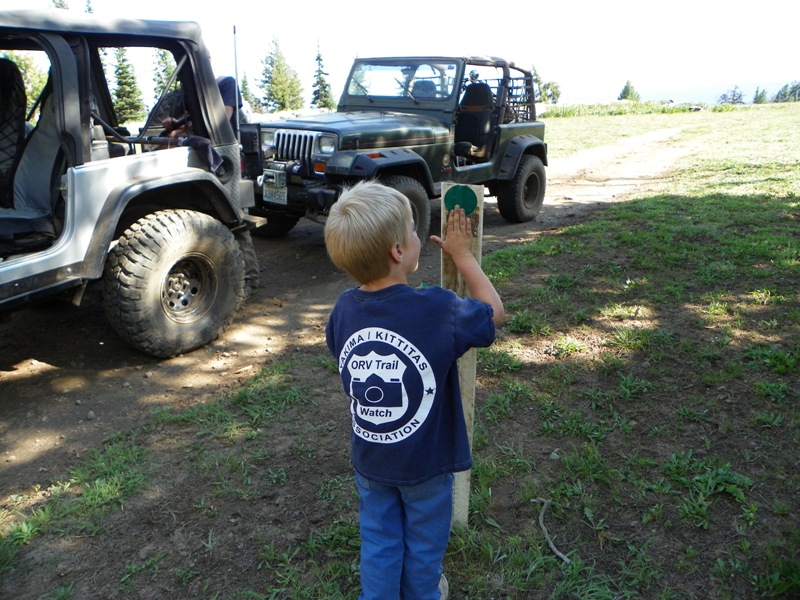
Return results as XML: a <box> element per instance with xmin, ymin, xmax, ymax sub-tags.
<box><xmin>261</xmin><ymin>170</ymin><xmax>287</xmax><ymax>205</ymax></box>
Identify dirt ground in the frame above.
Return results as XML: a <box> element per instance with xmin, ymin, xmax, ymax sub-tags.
<box><xmin>0</xmin><ymin>127</ymin><xmax>698</xmax><ymax>597</ymax></box>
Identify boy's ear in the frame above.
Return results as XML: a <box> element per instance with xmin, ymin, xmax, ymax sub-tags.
<box><xmin>389</xmin><ymin>243</ymin><xmax>403</xmax><ymax>263</ymax></box>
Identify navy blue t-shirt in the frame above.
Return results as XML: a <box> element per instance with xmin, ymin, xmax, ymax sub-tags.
<box><xmin>215</xmin><ymin>75</ymin><xmax>244</xmax><ymax>127</ymax></box>
<box><xmin>326</xmin><ymin>284</ymin><xmax>495</xmax><ymax>486</ymax></box>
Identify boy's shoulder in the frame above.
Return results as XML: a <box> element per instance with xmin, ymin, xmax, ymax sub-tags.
<box><xmin>337</xmin><ymin>283</ymin><xmax>453</xmax><ymax>298</ymax></box>
<box><xmin>332</xmin><ymin>284</ymin><xmax>460</xmax><ymax>315</ymax></box>
<box><xmin>372</xmin><ymin>284</ymin><xmax>458</xmax><ymax>302</ymax></box>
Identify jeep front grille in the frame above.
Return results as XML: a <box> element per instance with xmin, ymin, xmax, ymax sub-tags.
<box><xmin>274</xmin><ymin>130</ymin><xmax>317</xmax><ymax>162</ymax></box>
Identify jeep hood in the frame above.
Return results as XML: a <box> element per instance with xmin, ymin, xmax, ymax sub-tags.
<box><xmin>264</xmin><ymin>111</ymin><xmax>450</xmax><ymax>150</ymax></box>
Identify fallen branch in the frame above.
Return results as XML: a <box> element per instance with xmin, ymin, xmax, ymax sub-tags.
<box><xmin>531</xmin><ymin>498</ymin><xmax>571</xmax><ymax>564</ymax></box>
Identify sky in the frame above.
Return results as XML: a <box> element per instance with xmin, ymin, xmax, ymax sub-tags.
<box><xmin>4</xmin><ymin>0</ymin><xmax>798</xmax><ymax>106</ymax></box>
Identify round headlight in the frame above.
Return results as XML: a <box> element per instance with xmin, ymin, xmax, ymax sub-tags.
<box><xmin>318</xmin><ymin>134</ymin><xmax>337</xmax><ymax>154</ymax></box>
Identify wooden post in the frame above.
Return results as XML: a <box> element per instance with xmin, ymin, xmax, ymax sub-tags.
<box><xmin>440</xmin><ymin>183</ymin><xmax>484</xmax><ymax>527</ymax></box>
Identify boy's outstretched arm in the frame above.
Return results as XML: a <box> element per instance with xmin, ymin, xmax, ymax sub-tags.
<box><xmin>430</xmin><ymin>206</ymin><xmax>505</xmax><ymax>325</ymax></box>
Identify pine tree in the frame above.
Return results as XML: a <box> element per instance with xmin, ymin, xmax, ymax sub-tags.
<box><xmin>530</xmin><ymin>66</ymin><xmax>560</xmax><ymax>104</ymax></box>
<box><xmin>152</xmin><ymin>49</ymin><xmax>178</xmax><ymax>102</ymax></box>
<box><xmin>310</xmin><ymin>46</ymin><xmax>336</xmax><ymax>111</ymax></box>
<box><xmin>752</xmin><ymin>87</ymin><xmax>767</xmax><ymax>104</ymax></box>
<box><xmin>788</xmin><ymin>82</ymin><xmax>800</xmax><ymax>102</ymax></box>
<box><xmin>240</xmin><ymin>74</ymin><xmax>262</xmax><ymax>114</ymax></box>
<box><xmin>51</xmin><ymin>0</ymin><xmax>69</xmax><ymax>8</ymax></box>
<box><xmin>113</xmin><ymin>47</ymin><xmax>146</xmax><ymax>123</ymax></box>
<box><xmin>531</xmin><ymin>66</ymin><xmax>542</xmax><ymax>102</ymax></box>
<box><xmin>771</xmin><ymin>82</ymin><xmax>800</xmax><ymax>103</ymax></box>
<box><xmin>618</xmin><ymin>80</ymin><xmax>640</xmax><ymax>102</ymax></box>
<box><xmin>718</xmin><ymin>86</ymin><xmax>744</xmax><ymax>104</ymax></box>
<box><xmin>260</xmin><ymin>38</ymin><xmax>304</xmax><ymax>112</ymax></box>
<box><xmin>772</xmin><ymin>85</ymin><xmax>789</xmax><ymax>103</ymax></box>
<box><xmin>540</xmin><ymin>82</ymin><xmax>561</xmax><ymax>104</ymax></box>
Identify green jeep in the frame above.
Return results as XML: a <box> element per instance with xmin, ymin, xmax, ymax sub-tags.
<box><xmin>241</xmin><ymin>56</ymin><xmax>547</xmax><ymax>239</ymax></box>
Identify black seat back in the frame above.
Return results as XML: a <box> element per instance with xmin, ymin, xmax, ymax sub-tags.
<box><xmin>411</xmin><ymin>80</ymin><xmax>437</xmax><ymax>98</ymax></box>
<box><xmin>0</xmin><ymin>58</ymin><xmax>26</xmax><ymax>208</ymax></box>
<box><xmin>455</xmin><ymin>82</ymin><xmax>495</xmax><ymax>148</ymax></box>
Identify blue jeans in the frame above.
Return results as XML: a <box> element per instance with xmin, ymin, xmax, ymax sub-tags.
<box><xmin>356</xmin><ymin>471</ymin><xmax>454</xmax><ymax>600</ymax></box>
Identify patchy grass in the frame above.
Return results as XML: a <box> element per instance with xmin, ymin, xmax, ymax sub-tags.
<box><xmin>2</xmin><ymin>102</ymin><xmax>799</xmax><ymax>599</ymax></box>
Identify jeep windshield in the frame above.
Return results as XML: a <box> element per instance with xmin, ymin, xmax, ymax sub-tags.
<box><xmin>346</xmin><ymin>60</ymin><xmax>459</xmax><ymax>100</ymax></box>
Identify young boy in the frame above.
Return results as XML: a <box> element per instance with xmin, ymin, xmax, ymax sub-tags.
<box><xmin>324</xmin><ymin>180</ymin><xmax>504</xmax><ymax>599</ymax></box>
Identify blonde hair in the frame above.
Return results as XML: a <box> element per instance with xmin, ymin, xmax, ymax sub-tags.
<box><xmin>324</xmin><ymin>180</ymin><xmax>413</xmax><ymax>284</ymax></box>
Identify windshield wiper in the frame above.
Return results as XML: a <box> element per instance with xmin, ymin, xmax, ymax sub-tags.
<box><xmin>351</xmin><ymin>79</ymin><xmax>374</xmax><ymax>103</ymax></box>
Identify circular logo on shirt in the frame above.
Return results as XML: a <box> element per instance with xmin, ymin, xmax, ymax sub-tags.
<box><xmin>338</xmin><ymin>327</ymin><xmax>437</xmax><ymax>444</ymax></box>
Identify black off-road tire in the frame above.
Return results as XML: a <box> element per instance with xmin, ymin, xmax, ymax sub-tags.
<box><xmin>496</xmin><ymin>154</ymin><xmax>546</xmax><ymax>223</ymax></box>
<box><xmin>251</xmin><ymin>213</ymin><xmax>301</xmax><ymax>238</ymax></box>
<box><xmin>102</xmin><ymin>209</ymin><xmax>245</xmax><ymax>358</ymax></box>
<box><xmin>381</xmin><ymin>175</ymin><xmax>431</xmax><ymax>241</ymax></box>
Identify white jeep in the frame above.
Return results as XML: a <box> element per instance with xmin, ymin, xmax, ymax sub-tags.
<box><xmin>0</xmin><ymin>10</ymin><xmax>256</xmax><ymax>358</ymax></box>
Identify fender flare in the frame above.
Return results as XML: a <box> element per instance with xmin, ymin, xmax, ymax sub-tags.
<box><xmin>328</xmin><ymin>148</ymin><xmax>435</xmax><ymax>195</ymax></box>
<box><xmin>80</xmin><ymin>171</ymin><xmax>242</xmax><ymax>279</ymax></box>
<box><xmin>496</xmin><ymin>135</ymin><xmax>548</xmax><ymax>181</ymax></box>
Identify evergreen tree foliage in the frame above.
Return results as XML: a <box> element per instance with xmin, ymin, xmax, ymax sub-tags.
<box><xmin>530</xmin><ymin>66</ymin><xmax>560</xmax><ymax>104</ymax></box>
<box><xmin>771</xmin><ymin>82</ymin><xmax>800</xmax><ymax>103</ymax></box>
<box><xmin>240</xmin><ymin>74</ymin><xmax>263</xmax><ymax>114</ymax></box>
<box><xmin>618</xmin><ymin>80</ymin><xmax>640</xmax><ymax>101</ymax></box>
<box><xmin>260</xmin><ymin>39</ymin><xmax>304</xmax><ymax>112</ymax></box>
<box><xmin>113</xmin><ymin>47</ymin><xmax>146</xmax><ymax>123</ymax></box>
<box><xmin>51</xmin><ymin>0</ymin><xmax>69</xmax><ymax>8</ymax></box>
<box><xmin>787</xmin><ymin>82</ymin><xmax>799</xmax><ymax>102</ymax></box>
<box><xmin>311</xmin><ymin>46</ymin><xmax>336</xmax><ymax>111</ymax></box>
<box><xmin>752</xmin><ymin>87</ymin><xmax>768</xmax><ymax>104</ymax></box>
<box><xmin>718</xmin><ymin>85</ymin><xmax>744</xmax><ymax>104</ymax></box>
<box><xmin>540</xmin><ymin>82</ymin><xmax>561</xmax><ymax>104</ymax></box>
<box><xmin>152</xmin><ymin>49</ymin><xmax>178</xmax><ymax>102</ymax></box>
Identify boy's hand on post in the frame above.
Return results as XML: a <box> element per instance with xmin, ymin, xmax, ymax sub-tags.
<box><xmin>431</xmin><ymin>205</ymin><xmax>505</xmax><ymax>325</ymax></box>
<box><xmin>430</xmin><ymin>205</ymin><xmax>473</xmax><ymax>260</ymax></box>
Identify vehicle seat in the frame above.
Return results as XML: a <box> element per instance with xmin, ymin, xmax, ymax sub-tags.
<box><xmin>0</xmin><ymin>58</ymin><xmax>27</xmax><ymax>208</ymax></box>
<box><xmin>0</xmin><ymin>81</ymin><xmax>63</xmax><ymax>247</ymax></box>
<box><xmin>454</xmin><ymin>82</ymin><xmax>495</xmax><ymax>160</ymax></box>
<box><xmin>411</xmin><ymin>80</ymin><xmax>437</xmax><ymax>98</ymax></box>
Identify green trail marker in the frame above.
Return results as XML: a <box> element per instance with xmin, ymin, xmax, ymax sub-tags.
<box><xmin>443</xmin><ymin>184</ymin><xmax>479</xmax><ymax>215</ymax></box>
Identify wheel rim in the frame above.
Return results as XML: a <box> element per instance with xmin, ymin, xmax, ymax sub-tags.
<box><xmin>161</xmin><ymin>254</ymin><xmax>217</xmax><ymax>323</ymax></box>
<box><xmin>523</xmin><ymin>172</ymin><xmax>541</xmax><ymax>209</ymax></box>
